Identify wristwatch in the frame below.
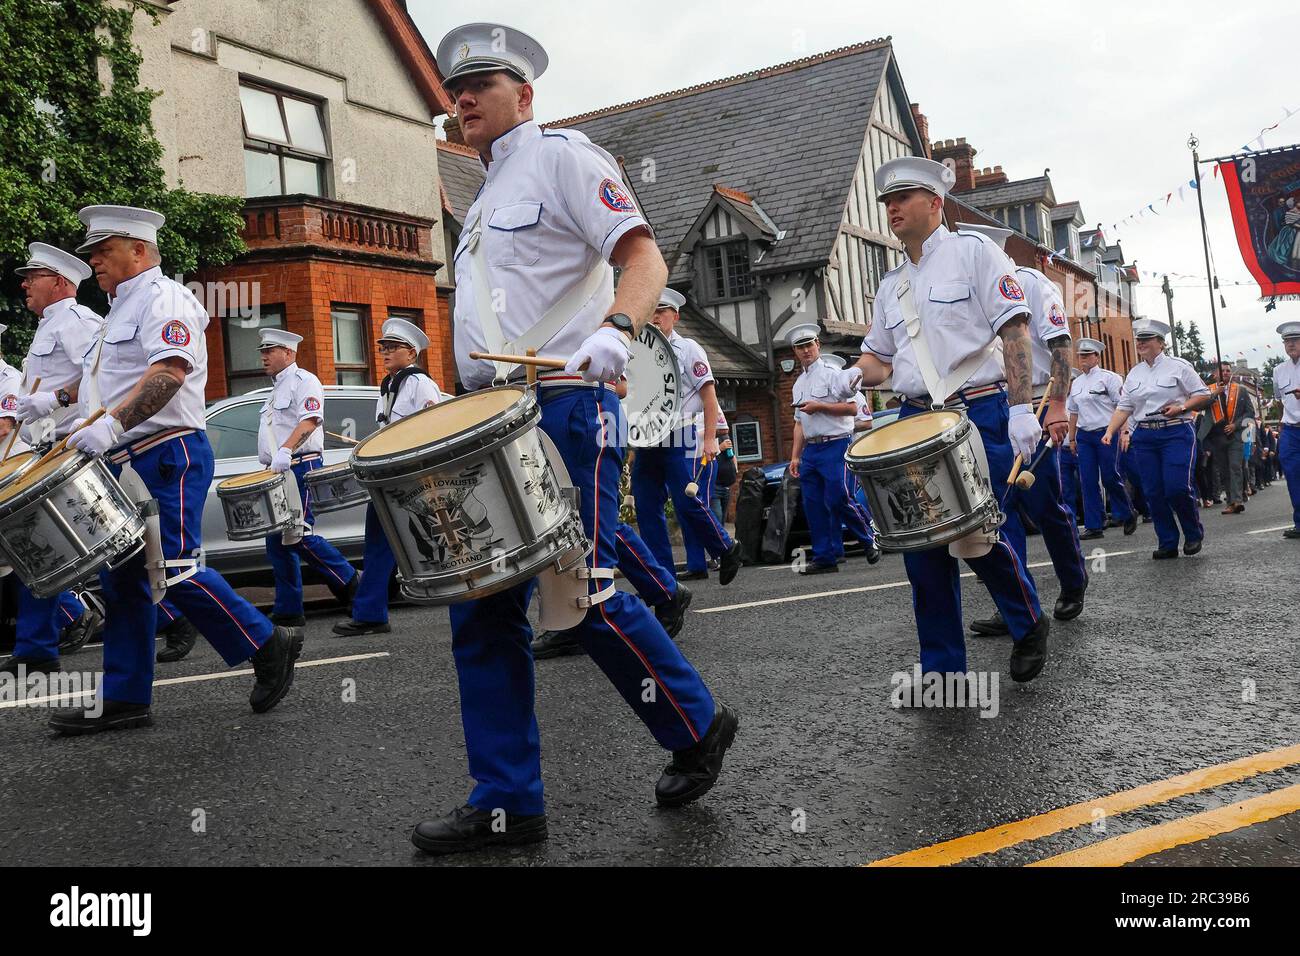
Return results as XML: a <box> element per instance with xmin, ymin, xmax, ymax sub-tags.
<box><xmin>56</xmin><ymin>388</ymin><xmax>72</xmax><ymax>408</ymax></box>
<box><xmin>602</xmin><ymin>313</ymin><xmax>634</xmax><ymax>338</ymax></box>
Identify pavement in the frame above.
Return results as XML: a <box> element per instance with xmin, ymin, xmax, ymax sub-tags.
<box><xmin>1</xmin><ymin>481</ymin><xmax>1297</xmax><ymax>867</ymax></box>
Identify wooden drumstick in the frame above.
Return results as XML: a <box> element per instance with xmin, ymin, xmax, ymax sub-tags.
<box><xmin>685</xmin><ymin>454</ymin><xmax>712</xmax><ymax>498</ymax></box>
<box><xmin>1013</xmin><ymin>440</ymin><xmax>1055</xmax><ymax>490</ymax></box>
<box><xmin>1006</xmin><ymin>377</ymin><xmax>1055</xmax><ymax>487</ymax></box>
<box><xmin>469</xmin><ymin>350</ymin><xmax>592</xmax><ymax>373</ymax></box>
<box><xmin>1</xmin><ymin>377</ymin><xmax>41</xmax><ymax>463</ymax></box>
<box><xmin>33</xmin><ymin>408</ymin><xmax>106</xmax><ymax>470</ymax></box>
<box><xmin>326</xmin><ymin>430</ymin><xmax>359</xmax><ymax>445</ymax></box>
<box><xmin>525</xmin><ymin>348</ymin><xmax>538</xmax><ymax>387</ymax></box>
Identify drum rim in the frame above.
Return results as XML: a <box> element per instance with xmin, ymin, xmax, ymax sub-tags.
<box><xmin>25</xmin><ymin>532</ymin><xmax>147</xmax><ymax>598</ymax></box>
<box><xmin>0</xmin><ymin>451</ymin><xmax>38</xmax><ymax>489</ymax></box>
<box><xmin>845</xmin><ymin>411</ymin><xmax>969</xmax><ymax>469</ymax></box>
<box><xmin>0</xmin><ymin>449</ymin><xmax>93</xmax><ymax>515</ymax></box>
<box><xmin>625</xmin><ymin>322</ymin><xmax>682</xmax><ymax>449</ymax></box>
<box><xmin>216</xmin><ymin>470</ymin><xmax>284</xmax><ymax>495</ymax></box>
<box><xmin>871</xmin><ymin>499</ymin><xmax>1002</xmax><ymax>553</ymax></box>
<box><xmin>304</xmin><ymin>461</ymin><xmax>355</xmax><ymax>481</ymax></box>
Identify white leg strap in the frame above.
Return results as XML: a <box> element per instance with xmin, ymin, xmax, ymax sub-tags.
<box><xmin>574</xmin><ymin>566</ymin><xmax>617</xmax><ymax>608</ymax></box>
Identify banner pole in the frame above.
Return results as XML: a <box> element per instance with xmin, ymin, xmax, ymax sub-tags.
<box><xmin>1189</xmin><ymin>134</ymin><xmax>1224</xmax><ymax>374</ymax></box>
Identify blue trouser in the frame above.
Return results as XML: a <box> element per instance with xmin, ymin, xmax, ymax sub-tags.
<box><xmin>351</xmin><ymin>503</ymin><xmax>395</xmax><ymax>625</ymax></box>
<box><xmin>798</xmin><ymin>436</ymin><xmax>873</xmax><ymax>566</ymax></box>
<box><xmin>155</xmin><ymin>599</ymin><xmax>184</xmax><ymax>627</ymax></box>
<box><xmin>450</xmin><ymin>386</ymin><xmax>716</xmax><ymax>815</ymax></box>
<box><xmin>101</xmin><ymin>431</ymin><xmax>273</xmax><ymax>705</ymax></box>
<box><xmin>1121</xmin><ymin>442</ymin><xmax>1149</xmax><ymax>517</ymax></box>
<box><xmin>615</xmin><ymin>522</ymin><xmax>677</xmax><ymax>608</ymax></box>
<box><xmin>1058</xmin><ymin>442</ymin><xmax>1080</xmax><ymax>524</ymax></box>
<box><xmin>1076</xmin><ymin>428</ymin><xmax>1133</xmax><ymax>531</ymax></box>
<box><xmin>13</xmin><ymin>588</ymin><xmax>85</xmax><ymax>660</ymax></box>
<box><xmin>899</xmin><ymin>394</ymin><xmax>1043</xmax><ymax>674</ymax></box>
<box><xmin>1280</xmin><ymin>424</ymin><xmax>1300</xmax><ymax>528</ymax></box>
<box><xmin>632</xmin><ymin>431</ymin><xmax>733</xmax><ymax>574</ymax></box>
<box><xmin>265</xmin><ymin>458</ymin><xmax>356</xmax><ymax>617</ymax></box>
<box><xmin>1015</xmin><ymin>437</ymin><xmax>1088</xmax><ymax>594</ymax></box>
<box><xmin>1130</xmin><ymin>422</ymin><xmax>1203</xmax><ymax>551</ymax></box>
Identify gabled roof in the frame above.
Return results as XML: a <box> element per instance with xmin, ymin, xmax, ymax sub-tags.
<box><xmin>548</xmin><ymin>40</ymin><xmax>919</xmax><ymax>276</ymax></box>
<box><xmin>1051</xmin><ymin>200</ymin><xmax>1085</xmax><ymax>225</ymax></box>
<box><xmin>961</xmin><ymin>175</ymin><xmax>1056</xmax><ymax>209</ymax></box>
<box><xmin>436</xmin><ymin>140</ymin><xmax>483</xmax><ymax>225</ymax></box>
<box><xmin>674</xmin><ymin>305</ymin><xmax>768</xmax><ymax>382</ymax></box>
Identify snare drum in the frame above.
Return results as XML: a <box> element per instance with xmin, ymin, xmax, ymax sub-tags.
<box><xmin>216</xmin><ymin>469</ymin><xmax>294</xmax><ymax>541</ymax></box>
<box><xmin>303</xmin><ymin>461</ymin><xmax>367</xmax><ymax>514</ymax></box>
<box><xmin>0</xmin><ymin>448</ymin><xmax>146</xmax><ymax>598</ymax></box>
<box><xmin>0</xmin><ymin>450</ymin><xmax>37</xmax><ymax>490</ymax></box>
<box><xmin>844</xmin><ymin>410</ymin><xmax>1000</xmax><ymax>553</ymax></box>
<box><xmin>350</xmin><ymin>385</ymin><xmax>588</xmax><ymax>604</ymax></box>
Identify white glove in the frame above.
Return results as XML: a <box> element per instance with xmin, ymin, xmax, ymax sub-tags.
<box><xmin>67</xmin><ymin>415</ymin><xmax>124</xmax><ymax>456</ymax></box>
<box><xmin>17</xmin><ymin>392</ymin><xmax>59</xmax><ymax>419</ymax></box>
<box><xmin>270</xmin><ymin>446</ymin><xmax>293</xmax><ymax>474</ymax></box>
<box><xmin>1008</xmin><ymin>404</ymin><xmax>1043</xmax><ymax>461</ymax></box>
<box><xmin>565</xmin><ymin>326</ymin><xmax>631</xmax><ymax>383</ymax></box>
<box><xmin>258</xmin><ymin>451</ymin><xmax>272</xmax><ymax>466</ymax></box>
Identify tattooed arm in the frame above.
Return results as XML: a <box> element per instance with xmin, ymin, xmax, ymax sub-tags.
<box><xmin>111</xmin><ymin>359</ymin><xmax>187</xmax><ymax>433</ymax></box>
<box><xmin>1045</xmin><ymin>335</ymin><xmax>1073</xmax><ymax>442</ymax></box>
<box><xmin>997</xmin><ymin>315</ymin><xmax>1034</xmax><ymax>408</ymax></box>
<box><xmin>280</xmin><ymin>417</ymin><xmax>322</xmax><ymax>453</ymax></box>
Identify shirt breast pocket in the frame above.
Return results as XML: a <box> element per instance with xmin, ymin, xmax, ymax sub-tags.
<box><xmin>100</xmin><ymin>323</ymin><xmax>144</xmax><ymax>373</ymax></box>
<box><xmin>927</xmin><ymin>282</ymin><xmax>973</xmax><ymax>331</ymax></box>
<box><xmin>487</xmin><ymin>201</ymin><xmax>543</xmax><ymax>267</ymax></box>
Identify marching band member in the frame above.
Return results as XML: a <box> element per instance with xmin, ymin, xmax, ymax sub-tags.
<box><xmin>0</xmin><ymin>247</ymin><xmax>104</xmax><ymax>676</ymax></box>
<box><xmin>957</xmin><ymin>223</ymin><xmax>1087</xmax><ymax>630</ymax></box>
<box><xmin>851</xmin><ymin>157</ymin><xmax>1049</xmax><ymax>684</ymax></box>
<box><xmin>788</xmin><ymin>331</ymin><xmax>879</xmax><ymax>573</ymax></box>
<box><xmin>255</xmin><ymin>328</ymin><xmax>358</xmax><ymax>628</ymax></box>
<box><xmin>47</xmin><ymin>205</ymin><xmax>302</xmax><ymax>734</ymax></box>
<box><xmin>631</xmin><ymin>289</ymin><xmax>742</xmax><ymax>584</ymax></box>
<box><xmin>333</xmin><ymin>318</ymin><xmax>445</xmax><ymax>636</ymax></box>
<box><xmin>1066</xmin><ymin>338</ymin><xmax>1135</xmax><ymax>540</ymax></box>
<box><xmin>1103</xmin><ymin>319</ymin><xmax>1213</xmax><ymax>559</ymax></box>
<box><xmin>419</xmin><ymin>23</ymin><xmax>736</xmax><ymax>854</ymax></box>
<box><xmin>1274</xmin><ymin>321</ymin><xmax>1300</xmax><ymax>539</ymax></box>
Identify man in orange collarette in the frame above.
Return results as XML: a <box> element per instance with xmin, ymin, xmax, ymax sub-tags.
<box><xmin>1205</xmin><ymin>361</ymin><xmax>1254</xmax><ymax>515</ymax></box>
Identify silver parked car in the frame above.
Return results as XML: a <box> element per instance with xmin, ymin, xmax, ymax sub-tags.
<box><xmin>201</xmin><ymin>386</ymin><xmax>382</xmax><ymax>581</ymax></box>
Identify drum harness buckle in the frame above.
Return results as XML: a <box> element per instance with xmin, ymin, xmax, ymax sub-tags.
<box><xmin>118</xmin><ymin>464</ymin><xmax>199</xmax><ymax>604</ymax></box>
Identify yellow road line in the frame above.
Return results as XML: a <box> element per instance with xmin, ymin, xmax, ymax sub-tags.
<box><xmin>866</xmin><ymin>742</ymin><xmax>1300</xmax><ymax>866</ymax></box>
<box><xmin>1029</xmin><ymin>782</ymin><xmax>1300</xmax><ymax>867</ymax></box>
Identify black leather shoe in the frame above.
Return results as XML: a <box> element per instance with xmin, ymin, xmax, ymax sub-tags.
<box><xmin>865</xmin><ymin>543</ymin><xmax>883</xmax><ymax>565</ymax></box>
<box><xmin>156</xmin><ymin>618</ymin><xmax>200</xmax><ymax>664</ymax></box>
<box><xmin>1183</xmin><ymin>538</ymin><xmax>1203</xmax><ymax>556</ymax></box>
<box><xmin>655</xmin><ymin>584</ymin><xmax>693</xmax><ymax>639</ymax></box>
<box><xmin>677</xmin><ymin>569</ymin><xmax>708</xmax><ymax>582</ymax></box>
<box><xmin>330</xmin><ymin>572</ymin><xmax>360</xmax><ymax>609</ymax></box>
<box><xmin>0</xmin><ymin>655</ymin><xmax>61</xmax><ymax>677</ymax></box>
<box><xmin>1054</xmin><ymin>590</ymin><xmax>1085</xmax><ymax>621</ymax></box>
<box><xmin>331</xmin><ymin>619</ymin><xmax>391</xmax><ymax>637</ymax></box>
<box><xmin>1079</xmin><ymin>529</ymin><xmax>1104</xmax><ymax>541</ymax></box>
<box><xmin>1009</xmin><ymin>615</ymin><xmax>1049</xmax><ymax>683</ymax></box>
<box><xmin>1123</xmin><ymin>515</ymin><xmax>1138</xmax><ymax>536</ymax></box>
<box><xmin>718</xmin><ymin>541</ymin><xmax>742</xmax><ymax>586</ymax></box>
<box><xmin>411</xmin><ymin>803</ymin><xmax>548</xmax><ymax>855</ymax></box>
<box><xmin>970</xmin><ymin>611</ymin><xmax>1010</xmax><ymax>636</ymax></box>
<box><xmin>49</xmin><ymin>700</ymin><xmax>152</xmax><ymax>736</ymax></box>
<box><xmin>270</xmin><ymin>612</ymin><xmax>307</xmax><ymax>628</ymax></box>
<box><xmin>655</xmin><ymin>704</ymin><xmax>739</xmax><ymax>808</ymax></box>
<box><xmin>1152</xmin><ymin>548</ymin><xmax>1179</xmax><ymax>560</ymax></box>
<box><xmin>531</xmin><ymin>628</ymin><xmax>584</xmax><ymax>660</ymax></box>
<box><xmin>58</xmin><ymin>606</ymin><xmax>103</xmax><ymax>655</ymax></box>
<box><xmin>798</xmin><ymin>562</ymin><xmax>838</xmax><ymax>575</ymax></box>
<box><xmin>1284</xmin><ymin>528</ymin><xmax>1300</xmax><ymax>540</ymax></box>
<box><xmin>249</xmin><ymin>626</ymin><xmax>304</xmax><ymax>714</ymax></box>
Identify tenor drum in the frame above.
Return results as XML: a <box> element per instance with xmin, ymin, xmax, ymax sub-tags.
<box><xmin>350</xmin><ymin>385</ymin><xmax>588</xmax><ymax>605</ymax></box>
<box><xmin>216</xmin><ymin>469</ymin><xmax>294</xmax><ymax>541</ymax></box>
<box><xmin>0</xmin><ymin>449</ymin><xmax>146</xmax><ymax>598</ymax></box>
<box><xmin>303</xmin><ymin>461</ymin><xmax>367</xmax><ymax>514</ymax></box>
<box><xmin>844</xmin><ymin>410</ymin><xmax>1000</xmax><ymax>553</ymax></box>
<box><xmin>624</xmin><ymin>323</ymin><xmax>680</xmax><ymax>448</ymax></box>
<box><xmin>0</xmin><ymin>450</ymin><xmax>38</xmax><ymax>490</ymax></box>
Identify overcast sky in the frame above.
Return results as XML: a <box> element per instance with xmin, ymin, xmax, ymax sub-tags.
<box><xmin>408</xmin><ymin>0</ymin><xmax>1295</xmax><ymax>367</ymax></box>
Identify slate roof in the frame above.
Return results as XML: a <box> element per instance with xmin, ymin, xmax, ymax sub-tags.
<box><xmin>1051</xmin><ymin>200</ymin><xmax>1084</xmax><ymax>223</ymax></box>
<box><xmin>436</xmin><ymin>140</ymin><xmax>484</xmax><ymax>226</ymax></box>
<box><xmin>960</xmin><ymin>175</ymin><xmax>1056</xmax><ymax>209</ymax></box>
<box><xmin>547</xmin><ymin>40</ymin><xmax>915</xmax><ymax>278</ymax></box>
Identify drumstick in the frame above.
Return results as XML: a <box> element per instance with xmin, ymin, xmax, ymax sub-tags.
<box><xmin>1</xmin><ymin>377</ymin><xmax>41</xmax><ymax>463</ymax></box>
<box><xmin>1013</xmin><ymin>440</ymin><xmax>1056</xmax><ymax>490</ymax></box>
<box><xmin>33</xmin><ymin>408</ymin><xmax>106</xmax><ymax>470</ymax></box>
<box><xmin>326</xmin><ymin>430</ymin><xmax>359</xmax><ymax>445</ymax></box>
<box><xmin>469</xmin><ymin>350</ymin><xmax>594</xmax><ymax>372</ymax></box>
<box><xmin>685</xmin><ymin>454</ymin><xmax>712</xmax><ymax>498</ymax></box>
<box><xmin>1006</xmin><ymin>377</ymin><xmax>1055</xmax><ymax>487</ymax></box>
<box><xmin>525</xmin><ymin>348</ymin><xmax>538</xmax><ymax>387</ymax></box>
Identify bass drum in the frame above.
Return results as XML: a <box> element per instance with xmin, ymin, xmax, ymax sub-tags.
<box><xmin>623</xmin><ymin>323</ymin><xmax>680</xmax><ymax>448</ymax></box>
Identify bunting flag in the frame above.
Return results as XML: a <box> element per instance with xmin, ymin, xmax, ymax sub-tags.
<box><xmin>1219</xmin><ymin>144</ymin><xmax>1300</xmax><ymax>299</ymax></box>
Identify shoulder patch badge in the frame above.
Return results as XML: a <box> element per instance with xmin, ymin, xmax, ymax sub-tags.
<box><xmin>303</xmin><ymin>396</ymin><xmax>321</xmax><ymax>412</ymax></box>
<box><xmin>161</xmin><ymin>320</ymin><xmax>191</xmax><ymax>347</ymax></box>
<box><xmin>1048</xmin><ymin>303</ymin><xmax>1066</xmax><ymax>327</ymax></box>
<box><xmin>693</xmin><ymin>361</ymin><xmax>709</xmax><ymax>378</ymax></box>
<box><xmin>998</xmin><ymin>275</ymin><xmax>1026</xmax><ymax>301</ymax></box>
<box><xmin>598</xmin><ymin>178</ymin><xmax>635</xmax><ymax>213</ymax></box>
<box><xmin>1</xmin><ymin>395</ymin><xmax>16</xmax><ymax>412</ymax></box>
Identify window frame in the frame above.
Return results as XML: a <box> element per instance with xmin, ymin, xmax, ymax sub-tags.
<box><xmin>223</xmin><ymin>305</ymin><xmax>285</xmax><ymax>396</ymax></box>
<box><xmin>697</xmin><ymin>238</ymin><xmax>756</xmax><ymax>305</ymax></box>
<box><xmin>240</xmin><ymin>79</ymin><xmax>331</xmax><ymax>198</ymax></box>
<box><xmin>732</xmin><ymin>420</ymin><xmax>763</xmax><ymax>463</ymax></box>
<box><xmin>330</xmin><ymin>303</ymin><xmax>373</xmax><ymax>386</ymax></box>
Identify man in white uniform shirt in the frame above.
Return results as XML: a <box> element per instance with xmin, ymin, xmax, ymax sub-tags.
<box><xmin>255</xmin><ymin>328</ymin><xmax>358</xmax><ymax>629</ymax></box>
<box><xmin>1065</xmin><ymin>338</ymin><xmax>1135</xmax><ymax>539</ymax></box>
<box><xmin>1273</xmin><ymin>320</ymin><xmax>1300</xmax><ymax>538</ymax></box>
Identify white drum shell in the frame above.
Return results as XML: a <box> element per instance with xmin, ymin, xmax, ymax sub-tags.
<box><xmin>217</xmin><ymin>472</ymin><xmax>294</xmax><ymax>541</ymax></box>
<box><xmin>303</xmin><ymin>462</ymin><xmax>367</xmax><ymax>515</ymax></box>
<box><xmin>624</xmin><ymin>323</ymin><xmax>681</xmax><ymax>449</ymax></box>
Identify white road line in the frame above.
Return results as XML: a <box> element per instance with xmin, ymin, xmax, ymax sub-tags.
<box><xmin>698</xmin><ymin>551</ymin><xmax>1134</xmax><ymax>614</ymax></box>
<box><xmin>0</xmin><ymin>652</ymin><xmax>390</xmax><ymax>710</ymax></box>
<box><xmin>1246</xmin><ymin>525</ymin><xmax>1295</xmax><ymax>535</ymax></box>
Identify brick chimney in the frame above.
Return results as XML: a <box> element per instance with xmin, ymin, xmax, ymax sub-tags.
<box><xmin>931</xmin><ymin>137</ymin><xmax>977</xmax><ymax>192</ymax></box>
<box><xmin>443</xmin><ymin>114</ymin><xmax>465</xmax><ymax>146</ymax></box>
<box><xmin>974</xmin><ymin>165</ymin><xmax>1008</xmax><ymax>187</ymax></box>
<box><xmin>910</xmin><ymin>104</ymin><xmax>931</xmax><ymax>159</ymax></box>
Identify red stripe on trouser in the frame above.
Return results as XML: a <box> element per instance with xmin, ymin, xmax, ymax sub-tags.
<box><xmin>997</xmin><ymin>538</ymin><xmax>1039</xmax><ymax>624</ymax></box>
<box><xmin>841</xmin><ymin>465</ymin><xmax>870</xmax><ymax>525</ymax></box>
<box><xmin>599</xmin><ymin>603</ymin><xmax>701</xmax><ymax>744</ymax></box>
<box><xmin>183</xmin><ymin>578</ymin><xmax>259</xmax><ymax>650</ymax></box>
<box><xmin>178</xmin><ymin>436</ymin><xmax>191</xmax><ymax>556</ymax></box>
<box><xmin>691</xmin><ymin>455</ymin><xmax>728</xmax><ymax>548</ymax></box>
<box><xmin>616</xmin><ymin>531</ymin><xmax>672</xmax><ymax>602</ymax></box>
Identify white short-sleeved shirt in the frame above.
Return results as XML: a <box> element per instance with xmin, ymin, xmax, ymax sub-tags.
<box><xmin>853</xmin><ymin>391</ymin><xmax>873</xmax><ymax>428</ymax></box>
<box><xmin>1067</xmin><ymin>365</ymin><xmax>1125</xmax><ymax>431</ymax></box>
<box><xmin>1117</xmin><ymin>350</ymin><xmax>1210</xmax><ymax>422</ymax></box>
<box><xmin>1015</xmin><ymin>266</ymin><xmax>1071</xmax><ymax>390</ymax></box>
<box><xmin>863</xmin><ymin>226</ymin><xmax>1031</xmax><ymax>401</ymax></box>
<box><xmin>669</xmin><ymin>329</ymin><xmax>714</xmax><ymax>424</ymax></box>
<box><xmin>1274</xmin><ymin>356</ymin><xmax>1300</xmax><ymax>425</ymax></box>
<box><xmin>452</xmin><ymin>121</ymin><xmax>651</xmax><ymax>391</ymax></box>
<box><xmin>258</xmin><ymin>363</ymin><xmax>325</xmax><ymax>461</ymax></box>
<box><xmin>20</xmin><ymin>297</ymin><xmax>102</xmax><ymax>438</ymax></box>
<box><xmin>79</xmin><ymin>266</ymin><xmax>209</xmax><ymax>444</ymax></box>
<box><xmin>0</xmin><ymin>361</ymin><xmax>29</xmax><ymax>455</ymax></box>
<box><xmin>793</xmin><ymin>357</ymin><xmax>859</xmax><ymax>439</ymax></box>
<box><xmin>375</xmin><ymin>367</ymin><xmax>447</xmax><ymax>424</ymax></box>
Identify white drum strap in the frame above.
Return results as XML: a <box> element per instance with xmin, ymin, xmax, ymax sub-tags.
<box><xmin>466</xmin><ymin>212</ymin><xmax>610</xmax><ymax>384</ymax></box>
<box><xmin>897</xmin><ymin>278</ymin><xmax>999</xmax><ymax>409</ymax></box>
<box><xmin>574</xmin><ymin>566</ymin><xmax>617</xmax><ymax>608</ymax></box>
<box><xmin>120</xmin><ymin>463</ymin><xmax>202</xmax><ymax>603</ymax></box>
<box><xmin>282</xmin><ymin>470</ymin><xmax>306</xmax><ymax>546</ymax></box>
<box><xmin>84</xmin><ymin>322</ymin><xmax>110</xmax><ymax>415</ymax></box>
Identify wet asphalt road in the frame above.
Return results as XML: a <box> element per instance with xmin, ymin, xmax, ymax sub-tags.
<box><xmin>2</xmin><ymin>483</ymin><xmax>1297</xmax><ymax>867</ymax></box>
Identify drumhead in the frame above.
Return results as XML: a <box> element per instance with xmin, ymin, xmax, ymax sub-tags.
<box><xmin>309</xmin><ymin>462</ymin><xmax>352</xmax><ymax>478</ymax></box>
<box><xmin>355</xmin><ymin>387</ymin><xmax>523</xmax><ymax>459</ymax></box>
<box><xmin>0</xmin><ymin>448</ymin><xmax>78</xmax><ymax>500</ymax></box>
<box><xmin>848</xmin><ymin>410</ymin><xmax>963</xmax><ymax>458</ymax></box>
<box><xmin>218</xmin><ymin>469</ymin><xmax>278</xmax><ymax>490</ymax></box>
<box><xmin>0</xmin><ymin>451</ymin><xmax>35</xmax><ymax>484</ymax></box>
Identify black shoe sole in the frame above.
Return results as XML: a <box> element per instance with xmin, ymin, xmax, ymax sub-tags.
<box><xmin>155</xmin><ymin>647</ymin><xmax>195</xmax><ymax>664</ymax></box>
<box><xmin>1183</xmin><ymin>540</ymin><xmax>1203</xmax><ymax>556</ymax></box>
<box><xmin>718</xmin><ymin>544</ymin><xmax>742</xmax><ymax>586</ymax></box>
<box><xmin>49</xmin><ymin>711</ymin><xmax>153</xmax><ymax>736</ymax></box>
<box><xmin>331</xmin><ymin>622</ymin><xmax>391</xmax><ymax>637</ymax></box>
<box><xmin>250</xmin><ymin>630</ymin><xmax>304</xmax><ymax>715</ymax></box>
<box><xmin>969</xmin><ymin>622</ymin><xmax>1010</xmax><ymax>636</ymax></box>
<box><xmin>531</xmin><ymin>640</ymin><xmax>585</xmax><ymax>660</ymax></box>
<box><xmin>657</xmin><ymin>587</ymin><xmax>694</xmax><ymax>639</ymax></box>
<box><xmin>656</xmin><ymin>709</ymin><xmax>740</xmax><ymax>809</ymax></box>
<box><xmin>270</xmin><ymin>615</ymin><xmax>308</xmax><ymax>628</ymax></box>
<box><xmin>410</xmin><ymin>819</ymin><xmax>549</xmax><ymax>855</ymax></box>
<box><xmin>1053</xmin><ymin>602</ymin><xmax>1084</xmax><ymax>622</ymax></box>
